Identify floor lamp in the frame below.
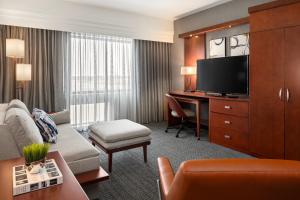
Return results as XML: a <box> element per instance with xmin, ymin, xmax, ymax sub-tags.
<box><xmin>16</xmin><ymin>64</ymin><xmax>32</xmax><ymax>101</ymax></box>
<box><xmin>6</xmin><ymin>38</ymin><xmax>27</xmax><ymax>100</ymax></box>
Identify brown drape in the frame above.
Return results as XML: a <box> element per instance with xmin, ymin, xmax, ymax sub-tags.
<box><xmin>0</xmin><ymin>25</ymin><xmax>69</xmax><ymax>112</ymax></box>
<box><xmin>133</xmin><ymin>40</ymin><xmax>171</xmax><ymax>123</ymax></box>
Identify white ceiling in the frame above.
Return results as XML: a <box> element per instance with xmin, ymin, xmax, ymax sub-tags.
<box><xmin>65</xmin><ymin>0</ymin><xmax>232</xmax><ymax>20</ymax></box>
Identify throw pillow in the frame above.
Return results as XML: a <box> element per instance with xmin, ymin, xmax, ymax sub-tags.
<box><xmin>32</xmin><ymin>108</ymin><xmax>58</xmax><ymax>143</ymax></box>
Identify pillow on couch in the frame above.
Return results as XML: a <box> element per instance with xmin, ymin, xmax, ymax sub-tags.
<box><xmin>50</xmin><ymin>110</ymin><xmax>70</xmax><ymax>125</ymax></box>
<box><xmin>5</xmin><ymin>108</ymin><xmax>44</xmax><ymax>154</ymax></box>
<box><xmin>6</xmin><ymin>99</ymin><xmax>31</xmax><ymax>115</ymax></box>
<box><xmin>32</xmin><ymin>108</ymin><xmax>58</xmax><ymax>143</ymax></box>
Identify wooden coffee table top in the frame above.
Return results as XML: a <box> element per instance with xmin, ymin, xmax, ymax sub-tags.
<box><xmin>0</xmin><ymin>151</ymin><xmax>89</xmax><ymax>200</ymax></box>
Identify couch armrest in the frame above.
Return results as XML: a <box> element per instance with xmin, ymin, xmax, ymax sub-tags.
<box><xmin>0</xmin><ymin>125</ymin><xmax>21</xmax><ymax>160</ymax></box>
<box><xmin>50</xmin><ymin>110</ymin><xmax>70</xmax><ymax>125</ymax></box>
<box><xmin>157</xmin><ymin>157</ymin><xmax>175</xmax><ymax>200</ymax></box>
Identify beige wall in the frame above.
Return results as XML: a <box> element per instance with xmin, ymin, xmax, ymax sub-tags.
<box><xmin>0</xmin><ymin>0</ymin><xmax>173</xmax><ymax>43</ymax></box>
<box><xmin>171</xmin><ymin>0</ymin><xmax>272</xmax><ymax>91</ymax></box>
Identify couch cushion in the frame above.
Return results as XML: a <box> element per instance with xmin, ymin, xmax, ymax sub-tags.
<box><xmin>0</xmin><ymin>103</ymin><xmax>8</xmax><ymax>124</ymax></box>
<box><xmin>89</xmin><ymin>119</ymin><xmax>151</xmax><ymax>143</ymax></box>
<box><xmin>7</xmin><ymin>99</ymin><xmax>30</xmax><ymax>115</ymax></box>
<box><xmin>89</xmin><ymin>132</ymin><xmax>151</xmax><ymax>150</ymax></box>
<box><xmin>4</xmin><ymin>108</ymin><xmax>43</xmax><ymax>154</ymax></box>
<box><xmin>50</xmin><ymin>124</ymin><xmax>99</xmax><ymax>163</ymax></box>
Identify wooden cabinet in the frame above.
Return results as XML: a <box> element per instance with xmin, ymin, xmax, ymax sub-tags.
<box><xmin>249</xmin><ymin>29</ymin><xmax>285</xmax><ymax>159</ymax></box>
<box><xmin>210</xmin><ymin>99</ymin><xmax>249</xmax><ymax>153</ymax></box>
<box><xmin>249</xmin><ymin>1</ymin><xmax>300</xmax><ymax>160</ymax></box>
<box><xmin>284</xmin><ymin>26</ymin><xmax>300</xmax><ymax>160</ymax></box>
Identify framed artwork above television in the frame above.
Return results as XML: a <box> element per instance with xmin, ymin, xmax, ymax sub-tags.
<box><xmin>209</xmin><ymin>37</ymin><xmax>226</xmax><ymax>58</ymax></box>
<box><xmin>230</xmin><ymin>33</ymin><xmax>249</xmax><ymax>56</ymax></box>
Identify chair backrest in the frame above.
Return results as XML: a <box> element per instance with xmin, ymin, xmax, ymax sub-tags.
<box><xmin>163</xmin><ymin>158</ymin><xmax>300</xmax><ymax>200</ymax></box>
<box><xmin>165</xmin><ymin>94</ymin><xmax>187</xmax><ymax>118</ymax></box>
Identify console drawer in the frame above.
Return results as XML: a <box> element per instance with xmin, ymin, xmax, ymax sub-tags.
<box><xmin>210</xmin><ymin>126</ymin><xmax>249</xmax><ymax>150</ymax></box>
<box><xmin>210</xmin><ymin>112</ymin><xmax>249</xmax><ymax>133</ymax></box>
<box><xmin>210</xmin><ymin>99</ymin><xmax>249</xmax><ymax>117</ymax></box>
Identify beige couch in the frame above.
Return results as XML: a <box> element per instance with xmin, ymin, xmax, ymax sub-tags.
<box><xmin>0</xmin><ymin>100</ymin><xmax>100</xmax><ymax>175</ymax></box>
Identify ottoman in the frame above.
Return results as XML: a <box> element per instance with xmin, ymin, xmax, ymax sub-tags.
<box><xmin>88</xmin><ymin>119</ymin><xmax>152</xmax><ymax>172</ymax></box>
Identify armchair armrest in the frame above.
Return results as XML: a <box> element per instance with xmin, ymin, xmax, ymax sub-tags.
<box><xmin>157</xmin><ymin>157</ymin><xmax>175</xmax><ymax>199</ymax></box>
<box><xmin>50</xmin><ymin>110</ymin><xmax>70</xmax><ymax>125</ymax></box>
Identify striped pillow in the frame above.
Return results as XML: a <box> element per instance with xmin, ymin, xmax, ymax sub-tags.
<box><xmin>32</xmin><ymin>108</ymin><xmax>58</xmax><ymax>143</ymax></box>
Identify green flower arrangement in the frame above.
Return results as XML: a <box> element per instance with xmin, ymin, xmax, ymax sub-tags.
<box><xmin>23</xmin><ymin>143</ymin><xmax>50</xmax><ymax>165</ymax></box>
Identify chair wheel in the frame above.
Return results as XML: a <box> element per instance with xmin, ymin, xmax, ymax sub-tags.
<box><xmin>176</xmin><ymin>135</ymin><xmax>179</xmax><ymax>138</ymax></box>
<box><xmin>165</xmin><ymin>129</ymin><xmax>168</xmax><ymax>133</ymax></box>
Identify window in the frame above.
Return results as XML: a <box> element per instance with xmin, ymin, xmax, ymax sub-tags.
<box><xmin>70</xmin><ymin>33</ymin><xmax>134</xmax><ymax>127</ymax></box>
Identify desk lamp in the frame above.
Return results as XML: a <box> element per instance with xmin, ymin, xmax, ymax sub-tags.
<box><xmin>181</xmin><ymin>66</ymin><xmax>196</xmax><ymax>92</ymax></box>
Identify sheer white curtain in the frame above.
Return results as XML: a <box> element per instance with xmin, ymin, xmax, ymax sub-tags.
<box><xmin>67</xmin><ymin>33</ymin><xmax>137</xmax><ymax>127</ymax></box>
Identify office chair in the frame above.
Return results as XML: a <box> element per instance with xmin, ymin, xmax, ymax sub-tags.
<box><xmin>165</xmin><ymin>94</ymin><xmax>196</xmax><ymax>138</ymax></box>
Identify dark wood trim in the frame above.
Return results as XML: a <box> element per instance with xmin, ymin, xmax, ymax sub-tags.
<box><xmin>76</xmin><ymin>167</ymin><xmax>109</xmax><ymax>185</ymax></box>
<box><xmin>249</xmin><ymin>0</ymin><xmax>300</xmax><ymax>13</ymax></box>
<box><xmin>89</xmin><ymin>137</ymin><xmax>150</xmax><ymax>172</ymax></box>
<box><xmin>169</xmin><ymin>91</ymin><xmax>249</xmax><ymax>102</ymax></box>
<box><xmin>179</xmin><ymin>17</ymin><xmax>249</xmax><ymax>38</ymax></box>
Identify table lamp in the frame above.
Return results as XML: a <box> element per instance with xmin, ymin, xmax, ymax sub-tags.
<box><xmin>16</xmin><ymin>64</ymin><xmax>31</xmax><ymax>100</ymax></box>
<box><xmin>181</xmin><ymin>66</ymin><xmax>196</xmax><ymax>92</ymax></box>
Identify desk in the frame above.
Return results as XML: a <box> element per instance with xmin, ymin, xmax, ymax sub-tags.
<box><xmin>168</xmin><ymin>91</ymin><xmax>249</xmax><ymax>143</ymax></box>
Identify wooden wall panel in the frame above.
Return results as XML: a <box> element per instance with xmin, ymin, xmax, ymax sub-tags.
<box><xmin>179</xmin><ymin>17</ymin><xmax>249</xmax><ymax>38</ymax></box>
<box><xmin>184</xmin><ymin>34</ymin><xmax>205</xmax><ymax>91</ymax></box>
<box><xmin>250</xmin><ymin>2</ymin><xmax>300</xmax><ymax>32</ymax></box>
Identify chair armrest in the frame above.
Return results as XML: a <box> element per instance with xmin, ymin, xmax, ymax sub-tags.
<box><xmin>157</xmin><ymin>157</ymin><xmax>175</xmax><ymax>199</ymax></box>
<box><xmin>50</xmin><ymin>110</ymin><xmax>70</xmax><ymax>125</ymax></box>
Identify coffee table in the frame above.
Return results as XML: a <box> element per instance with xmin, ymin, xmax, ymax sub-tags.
<box><xmin>0</xmin><ymin>151</ymin><xmax>89</xmax><ymax>200</ymax></box>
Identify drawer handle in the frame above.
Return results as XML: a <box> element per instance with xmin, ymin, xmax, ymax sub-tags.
<box><xmin>224</xmin><ymin>120</ymin><xmax>231</xmax><ymax>124</ymax></box>
<box><xmin>224</xmin><ymin>105</ymin><xmax>231</xmax><ymax>109</ymax></box>
<box><xmin>224</xmin><ymin>135</ymin><xmax>231</xmax><ymax>139</ymax></box>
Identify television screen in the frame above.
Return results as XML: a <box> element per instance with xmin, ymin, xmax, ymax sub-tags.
<box><xmin>196</xmin><ymin>55</ymin><xmax>248</xmax><ymax>95</ymax></box>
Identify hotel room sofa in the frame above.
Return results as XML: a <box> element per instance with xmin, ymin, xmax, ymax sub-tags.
<box><xmin>0</xmin><ymin>100</ymin><xmax>100</xmax><ymax>175</ymax></box>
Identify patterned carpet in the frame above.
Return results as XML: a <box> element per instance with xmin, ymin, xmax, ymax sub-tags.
<box><xmin>82</xmin><ymin>122</ymin><xmax>251</xmax><ymax>200</ymax></box>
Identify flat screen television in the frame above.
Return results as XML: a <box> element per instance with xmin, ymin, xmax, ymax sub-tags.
<box><xmin>196</xmin><ymin>55</ymin><xmax>249</xmax><ymax>96</ymax></box>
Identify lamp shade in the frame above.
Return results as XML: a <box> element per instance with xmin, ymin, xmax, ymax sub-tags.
<box><xmin>181</xmin><ymin>66</ymin><xmax>196</xmax><ymax>75</ymax></box>
<box><xmin>16</xmin><ymin>64</ymin><xmax>31</xmax><ymax>81</ymax></box>
<box><xmin>6</xmin><ymin>39</ymin><xmax>25</xmax><ymax>58</ymax></box>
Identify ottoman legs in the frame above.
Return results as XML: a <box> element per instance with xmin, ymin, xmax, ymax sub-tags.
<box><xmin>108</xmin><ymin>153</ymin><xmax>113</xmax><ymax>172</ymax></box>
<box><xmin>143</xmin><ymin>145</ymin><xmax>147</xmax><ymax>163</ymax></box>
<box><xmin>107</xmin><ymin>146</ymin><xmax>147</xmax><ymax>172</ymax></box>
<box><xmin>89</xmin><ymin>137</ymin><xmax>150</xmax><ymax>173</ymax></box>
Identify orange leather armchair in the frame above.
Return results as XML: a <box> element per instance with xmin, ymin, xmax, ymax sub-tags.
<box><xmin>157</xmin><ymin>157</ymin><xmax>300</xmax><ymax>200</ymax></box>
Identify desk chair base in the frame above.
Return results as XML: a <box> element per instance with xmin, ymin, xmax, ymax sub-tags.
<box><xmin>165</xmin><ymin>120</ymin><xmax>197</xmax><ymax>139</ymax></box>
